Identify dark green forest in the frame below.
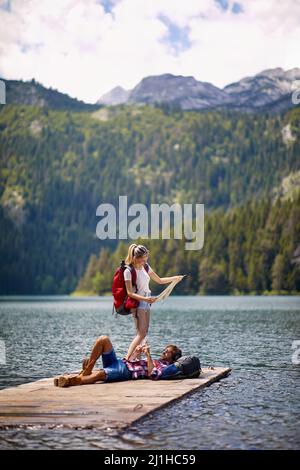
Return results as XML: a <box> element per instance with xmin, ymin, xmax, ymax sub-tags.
<box><xmin>0</xmin><ymin>102</ymin><xmax>300</xmax><ymax>294</ymax></box>
<box><xmin>76</xmin><ymin>193</ymin><xmax>300</xmax><ymax>296</ymax></box>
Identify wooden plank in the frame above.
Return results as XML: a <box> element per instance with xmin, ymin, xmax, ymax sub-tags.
<box><xmin>0</xmin><ymin>367</ymin><xmax>231</xmax><ymax>430</ymax></box>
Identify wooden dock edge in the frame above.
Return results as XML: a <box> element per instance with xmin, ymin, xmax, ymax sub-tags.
<box><xmin>123</xmin><ymin>367</ymin><xmax>232</xmax><ymax>432</ymax></box>
<box><xmin>0</xmin><ymin>367</ymin><xmax>232</xmax><ymax>431</ymax></box>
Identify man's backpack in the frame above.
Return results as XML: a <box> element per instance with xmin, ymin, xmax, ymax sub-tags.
<box><xmin>112</xmin><ymin>260</ymin><xmax>150</xmax><ymax>316</ymax></box>
<box><xmin>165</xmin><ymin>356</ymin><xmax>202</xmax><ymax>380</ymax></box>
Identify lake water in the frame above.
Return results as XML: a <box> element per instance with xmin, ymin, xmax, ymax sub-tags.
<box><xmin>0</xmin><ymin>295</ymin><xmax>299</xmax><ymax>450</ymax></box>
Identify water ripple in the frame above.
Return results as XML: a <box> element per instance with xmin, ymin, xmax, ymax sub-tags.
<box><xmin>0</xmin><ymin>295</ymin><xmax>299</xmax><ymax>449</ymax></box>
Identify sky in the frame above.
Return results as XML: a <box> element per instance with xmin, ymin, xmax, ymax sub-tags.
<box><xmin>0</xmin><ymin>0</ymin><xmax>299</xmax><ymax>103</ymax></box>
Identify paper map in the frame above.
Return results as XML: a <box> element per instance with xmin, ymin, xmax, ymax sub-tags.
<box><xmin>154</xmin><ymin>275</ymin><xmax>186</xmax><ymax>303</ymax></box>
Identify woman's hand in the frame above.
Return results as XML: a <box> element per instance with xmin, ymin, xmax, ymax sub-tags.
<box><xmin>172</xmin><ymin>275</ymin><xmax>185</xmax><ymax>282</ymax></box>
<box><xmin>144</xmin><ymin>296</ymin><xmax>157</xmax><ymax>303</ymax></box>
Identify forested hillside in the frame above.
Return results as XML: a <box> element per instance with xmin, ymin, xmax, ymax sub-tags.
<box><xmin>76</xmin><ymin>192</ymin><xmax>300</xmax><ymax>296</ymax></box>
<box><xmin>1</xmin><ymin>102</ymin><xmax>299</xmax><ymax>294</ymax></box>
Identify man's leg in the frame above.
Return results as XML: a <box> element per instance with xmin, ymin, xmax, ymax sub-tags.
<box><xmin>57</xmin><ymin>369</ymin><xmax>107</xmax><ymax>387</ymax></box>
<box><xmin>81</xmin><ymin>335</ymin><xmax>113</xmax><ymax>376</ymax></box>
<box><xmin>79</xmin><ymin>369</ymin><xmax>106</xmax><ymax>384</ymax></box>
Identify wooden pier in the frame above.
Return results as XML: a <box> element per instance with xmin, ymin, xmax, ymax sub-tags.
<box><xmin>0</xmin><ymin>367</ymin><xmax>231</xmax><ymax>431</ymax></box>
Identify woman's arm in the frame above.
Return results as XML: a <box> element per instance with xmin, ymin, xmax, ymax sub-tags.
<box><xmin>149</xmin><ymin>270</ymin><xmax>183</xmax><ymax>285</ymax></box>
<box><xmin>125</xmin><ymin>279</ymin><xmax>156</xmax><ymax>303</ymax></box>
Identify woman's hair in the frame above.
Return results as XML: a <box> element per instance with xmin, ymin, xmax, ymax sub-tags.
<box><xmin>125</xmin><ymin>243</ymin><xmax>149</xmax><ymax>265</ymax></box>
<box><xmin>167</xmin><ymin>344</ymin><xmax>182</xmax><ymax>362</ymax></box>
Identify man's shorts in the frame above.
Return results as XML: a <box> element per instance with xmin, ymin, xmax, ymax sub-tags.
<box><xmin>102</xmin><ymin>347</ymin><xmax>132</xmax><ymax>383</ymax></box>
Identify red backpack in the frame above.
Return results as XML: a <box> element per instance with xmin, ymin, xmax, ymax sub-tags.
<box><xmin>112</xmin><ymin>260</ymin><xmax>150</xmax><ymax>316</ymax></box>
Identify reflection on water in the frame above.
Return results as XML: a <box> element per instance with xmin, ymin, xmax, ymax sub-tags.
<box><xmin>0</xmin><ymin>295</ymin><xmax>299</xmax><ymax>449</ymax></box>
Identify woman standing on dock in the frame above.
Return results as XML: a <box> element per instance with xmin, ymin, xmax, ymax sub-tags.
<box><xmin>123</xmin><ymin>243</ymin><xmax>183</xmax><ymax>361</ymax></box>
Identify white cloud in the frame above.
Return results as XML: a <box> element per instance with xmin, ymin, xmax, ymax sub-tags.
<box><xmin>0</xmin><ymin>0</ymin><xmax>299</xmax><ymax>103</ymax></box>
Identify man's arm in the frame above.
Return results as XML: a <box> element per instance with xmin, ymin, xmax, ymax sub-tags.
<box><xmin>143</xmin><ymin>345</ymin><xmax>155</xmax><ymax>374</ymax></box>
<box><xmin>142</xmin><ymin>345</ymin><xmax>180</xmax><ymax>380</ymax></box>
<box><xmin>128</xmin><ymin>344</ymin><xmax>143</xmax><ymax>361</ymax></box>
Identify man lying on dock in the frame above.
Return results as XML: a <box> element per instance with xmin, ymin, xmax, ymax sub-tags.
<box><xmin>54</xmin><ymin>334</ymin><xmax>182</xmax><ymax>387</ymax></box>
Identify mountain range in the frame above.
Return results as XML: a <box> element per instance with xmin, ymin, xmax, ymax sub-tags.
<box><xmin>1</xmin><ymin>67</ymin><xmax>299</xmax><ymax>114</ymax></box>
<box><xmin>98</xmin><ymin>67</ymin><xmax>300</xmax><ymax>113</ymax></box>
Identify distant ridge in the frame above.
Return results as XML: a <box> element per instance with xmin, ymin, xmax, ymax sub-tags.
<box><xmin>1</xmin><ymin>78</ymin><xmax>100</xmax><ymax>112</ymax></box>
<box><xmin>98</xmin><ymin>67</ymin><xmax>300</xmax><ymax>113</ymax></box>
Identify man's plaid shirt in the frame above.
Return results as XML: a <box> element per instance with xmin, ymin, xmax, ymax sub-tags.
<box><xmin>121</xmin><ymin>357</ymin><xmax>178</xmax><ymax>380</ymax></box>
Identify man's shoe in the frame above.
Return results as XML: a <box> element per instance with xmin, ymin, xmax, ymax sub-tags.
<box><xmin>55</xmin><ymin>374</ymin><xmax>79</xmax><ymax>387</ymax></box>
